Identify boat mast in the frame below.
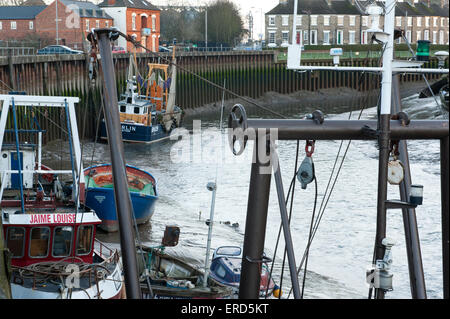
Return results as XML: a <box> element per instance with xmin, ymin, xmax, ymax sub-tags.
<box><xmin>373</xmin><ymin>0</ymin><xmax>396</xmax><ymax>299</ymax></box>
<box><xmin>93</xmin><ymin>29</ymin><xmax>142</xmax><ymax>299</ymax></box>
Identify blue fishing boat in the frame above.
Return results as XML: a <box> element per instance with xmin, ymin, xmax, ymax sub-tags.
<box><xmin>84</xmin><ymin>164</ymin><xmax>158</xmax><ymax>232</ymax></box>
<box><xmin>99</xmin><ymin>53</ymin><xmax>182</xmax><ymax>144</ymax></box>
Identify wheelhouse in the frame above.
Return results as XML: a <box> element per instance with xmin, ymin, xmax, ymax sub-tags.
<box><xmin>2</xmin><ymin>212</ymin><xmax>100</xmax><ymax>267</ymax></box>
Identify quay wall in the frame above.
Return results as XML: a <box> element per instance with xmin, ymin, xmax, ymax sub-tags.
<box><xmin>0</xmin><ymin>51</ymin><xmax>443</xmax><ymax>143</ymax></box>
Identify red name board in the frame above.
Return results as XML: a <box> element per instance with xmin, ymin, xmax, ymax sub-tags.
<box><xmin>30</xmin><ymin>213</ymin><xmax>76</xmax><ymax>224</ymax></box>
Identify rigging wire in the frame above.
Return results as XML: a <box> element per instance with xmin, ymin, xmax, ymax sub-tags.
<box><xmin>111</xmin><ymin>30</ymin><xmax>288</xmax><ymax>120</ymax></box>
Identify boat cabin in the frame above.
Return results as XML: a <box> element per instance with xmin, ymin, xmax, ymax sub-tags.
<box><xmin>2</xmin><ymin>211</ymin><xmax>100</xmax><ymax>267</ymax></box>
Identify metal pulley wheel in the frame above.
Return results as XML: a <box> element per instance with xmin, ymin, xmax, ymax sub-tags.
<box><xmin>387</xmin><ymin>159</ymin><xmax>405</xmax><ymax>185</ymax></box>
<box><xmin>228</xmin><ymin>104</ymin><xmax>248</xmax><ymax>155</ymax></box>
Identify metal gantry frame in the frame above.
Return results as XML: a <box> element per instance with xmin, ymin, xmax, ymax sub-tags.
<box><xmin>228</xmin><ymin>104</ymin><xmax>449</xmax><ymax>299</ymax></box>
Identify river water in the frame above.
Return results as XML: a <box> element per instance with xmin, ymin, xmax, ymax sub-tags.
<box><xmin>45</xmin><ymin>87</ymin><xmax>447</xmax><ymax>299</ymax></box>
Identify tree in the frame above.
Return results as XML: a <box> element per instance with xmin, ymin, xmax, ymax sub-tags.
<box><xmin>160</xmin><ymin>8</ymin><xmax>203</xmax><ymax>44</ymax></box>
<box><xmin>196</xmin><ymin>0</ymin><xmax>246</xmax><ymax>47</ymax></box>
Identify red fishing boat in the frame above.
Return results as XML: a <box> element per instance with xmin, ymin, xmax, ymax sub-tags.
<box><xmin>0</xmin><ymin>94</ymin><xmax>124</xmax><ymax>299</ymax></box>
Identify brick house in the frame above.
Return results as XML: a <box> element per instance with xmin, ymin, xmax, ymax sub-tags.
<box><xmin>0</xmin><ymin>5</ymin><xmax>46</xmax><ymax>42</ymax></box>
<box><xmin>99</xmin><ymin>0</ymin><xmax>161</xmax><ymax>52</ymax></box>
<box><xmin>35</xmin><ymin>0</ymin><xmax>114</xmax><ymax>49</ymax></box>
<box><xmin>265</xmin><ymin>0</ymin><xmax>449</xmax><ymax>47</ymax></box>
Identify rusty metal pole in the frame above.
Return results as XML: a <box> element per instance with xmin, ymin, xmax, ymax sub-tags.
<box><xmin>95</xmin><ymin>29</ymin><xmax>141</xmax><ymax>299</ymax></box>
<box><xmin>391</xmin><ymin>75</ymin><xmax>427</xmax><ymax>299</ymax></box>
<box><xmin>239</xmin><ymin>136</ymin><xmax>272</xmax><ymax>299</ymax></box>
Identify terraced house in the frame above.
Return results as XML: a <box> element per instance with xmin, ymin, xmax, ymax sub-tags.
<box><xmin>265</xmin><ymin>0</ymin><xmax>449</xmax><ymax>47</ymax></box>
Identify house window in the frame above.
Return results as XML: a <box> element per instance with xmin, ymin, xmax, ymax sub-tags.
<box><xmin>6</xmin><ymin>227</ymin><xmax>25</xmax><ymax>258</ymax></box>
<box><xmin>29</xmin><ymin>227</ymin><xmax>50</xmax><ymax>258</ymax></box>
<box><xmin>152</xmin><ymin>15</ymin><xmax>156</xmax><ymax>31</ymax></box>
<box><xmin>424</xmin><ymin>29</ymin><xmax>429</xmax><ymax>40</ymax></box>
<box><xmin>303</xmin><ymin>30</ymin><xmax>308</xmax><ymax>43</ymax></box>
<box><xmin>52</xmin><ymin>226</ymin><xmax>73</xmax><ymax>257</ymax></box>
<box><xmin>433</xmin><ymin>17</ymin><xmax>438</xmax><ymax>27</ymax></box>
<box><xmin>105</xmin><ymin>20</ymin><xmax>109</xmax><ymax>27</ymax></box>
<box><xmin>310</xmin><ymin>15</ymin><xmax>317</xmax><ymax>26</ymax></box>
<box><xmin>310</xmin><ymin>30</ymin><xmax>317</xmax><ymax>45</ymax></box>
<box><xmin>337</xmin><ymin>30</ymin><xmax>343</xmax><ymax>45</ymax></box>
<box><xmin>282</xmin><ymin>31</ymin><xmax>289</xmax><ymax>44</ymax></box>
<box><xmin>417</xmin><ymin>17</ymin><xmax>421</xmax><ymax>27</ymax></box>
<box><xmin>0</xmin><ymin>22</ymin><xmax>2</xmax><ymax>30</ymax></box>
<box><xmin>96</xmin><ymin>20</ymin><xmax>100</xmax><ymax>29</ymax></box>
<box><xmin>416</xmin><ymin>31</ymin><xmax>421</xmax><ymax>41</ymax></box>
<box><xmin>425</xmin><ymin>17</ymin><xmax>430</xmax><ymax>27</ymax></box>
<box><xmin>439</xmin><ymin>30</ymin><xmax>445</xmax><ymax>44</ymax></box>
<box><xmin>296</xmin><ymin>15</ymin><xmax>302</xmax><ymax>26</ymax></box>
<box><xmin>396</xmin><ymin>17</ymin><xmax>402</xmax><ymax>27</ymax></box>
<box><xmin>268</xmin><ymin>31</ymin><xmax>275</xmax><ymax>44</ymax></box>
<box><xmin>408</xmin><ymin>17</ymin><xmax>413</xmax><ymax>27</ymax></box>
<box><xmin>337</xmin><ymin>16</ymin><xmax>344</xmax><ymax>26</ymax></box>
<box><xmin>282</xmin><ymin>15</ymin><xmax>289</xmax><ymax>26</ymax></box>
<box><xmin>269</xmin><ymin>15</ymin><xmax>275</xmax><ymax>26</ymax></box>
<box><xmin>406</xmin><ymin>30</ymin><xmax>412</xmax><ymax>43</ymax></box>
<box><xmin>432</xmin><ymin>31</ymin><xmax>437</xmax><ymax>44</ymax></box>
<box><xmin>441</xmin><ymin>17</ymin><xmax>445</xmax><ymax>27</ymax></box>
<box><xmin>323</xmin><ymin>31</ymin><xmax>330</xmax><ymax>45</ymax></box>
<box><xmin>349</xmin><ymin>30</ymin><xmax>356</xmax><ymax>44</ymax></box>
<box><xmin>132</xmin><ymin>13</ymin><xmax>136</xmax><ymax>30</ymax></box>
<box><xmin>323</xmin><ymin>15</ymin><xmax>330</xmax><ymax>26</ymax></box>
<box><xmin>362</xmin><ymin>16</ymin><xmax>368</xmax><ymax>27</ymax></box>
<box><xmin>349</xmin><ymin>16</ymin><xmax>356</xmax><ymax>26</ymax></box>
<box><xmin>11</xmin><ymin>21</ymin><xmax>17</xmax><ymax>30</ymax></box>
<box><xmin>29</xmin><ymin>21</ymin><xmax>33</xmax><ymax>30</ymax></box>
<box><xmin>86</xmin><ymin>19</ymin><xmax>90</xmax><ymax>32</ymax></box>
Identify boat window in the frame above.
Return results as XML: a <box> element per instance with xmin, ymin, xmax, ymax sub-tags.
<box><xmin>52</xmin><ymin>226</ymin><xmax>73</xmax><ymax>257</ymax></box>
<box><xmin>120</xmin><ymin>105</ymin><xmax>126</xmax><ymax>113</ymax></box>
<box><xmin>29</xmin><ymin>227</ymin><xmax>50</xmax><ymax>258</ymax></box>
<box><xmin>76</xmin><ymin>225</ymin><xmax>93</xmax><ymax>256</ymax></box>
<box><xmin>6</xmin><ymin>227</ymin><xmax>25</xmax><ymax>258</ymax></box>
<box><xmin>216</xmin><ymin>264</ymin><xmax>227</xmax><ymax>279</ymax></box>
<box><xmin>134</xmin><ymin>107</ymin><xmax>140</xmax><ymax>114</ymax></box>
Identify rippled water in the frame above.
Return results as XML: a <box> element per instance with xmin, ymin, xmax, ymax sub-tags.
<box><xmin>44</xmin><ymin>88</ymin><xmax>447</xmax><ymax>299</ymax></box>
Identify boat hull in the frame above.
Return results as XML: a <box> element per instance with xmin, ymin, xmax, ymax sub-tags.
<box><xmin>84</xmin><ymin>164</ymin><xmax>158</xmax><ymax>232</ymax></box>
<box><xmin>100</xmin><ymin>121</ymin><xmax>170</xmax><ymax>144</ymax></box>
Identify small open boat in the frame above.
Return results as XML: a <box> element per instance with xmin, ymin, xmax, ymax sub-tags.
<box><xmin>137</xmin><ymin>245</ymin><xmax>233</xmax><ymax>299</ymax></box>
<box><xmin>84</xmin><ymin>164</ymin><xmax>158</xmax><ymax>232</ymax></box>
<box><xmin>209</xmin><ymin>246</ymin><xmax>279</xmax><ymax>298</ymax></box>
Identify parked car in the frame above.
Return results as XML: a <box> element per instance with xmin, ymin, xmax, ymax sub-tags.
<box><xmin>159</xmin><ymin>46</ymin><xmax>172</xmax><ymax>53</ymax></box>
<box><xmin>37</xmin><ymin>45</ymin><xmax>83</xmax><ymax>55</ymax></box>
<box><xmin>112</xmin><ymin>46</ymin><xmax>126</xmax><ymax>54</ymax></box>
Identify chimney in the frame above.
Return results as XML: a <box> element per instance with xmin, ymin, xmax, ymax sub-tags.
<box><xmin>327</xmin><ymin>0</ymin><xmax>332</xmax><ymax>6</ymax></box>
<box><xmin>109</xmin><ymin>0</ymin><xmax>116</xmax><ymax>5</ymax></box>
<box><xmin>279</xmin><ymin>0</ymin><xmax>288</xmax><ymax>4</ymax></box>
<box><xmin>427</xmin><ymin>0</ymin><xmax>431</xmax><ymax>7</ymax></box>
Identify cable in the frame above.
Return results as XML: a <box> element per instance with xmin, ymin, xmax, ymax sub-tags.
<box><xmin>109</xmin><ymin>30</ymin><xmax>288</xmax><ymax>119</ymax></box>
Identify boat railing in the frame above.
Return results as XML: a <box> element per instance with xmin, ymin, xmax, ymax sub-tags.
<box><xmin>95</xmin><ymin>239</ymin><xmax>119</xmax><ymax>263</ymax></box>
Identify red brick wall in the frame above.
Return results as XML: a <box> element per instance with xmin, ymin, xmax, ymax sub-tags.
<box><xmin>125</xmin><ymin>8</ymin><xmax>160</xmax><ymax>52</ymax></box>
<box><xmin>0</xmin><ymin>19</ymin><xmax>37</xmax><ymax>41</ymax></box>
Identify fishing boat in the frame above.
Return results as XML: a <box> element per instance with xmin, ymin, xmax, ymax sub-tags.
<box><xmin>83</xmin><ymin>164</ymin><xmax>158</xmax><ymax>232</ymax></box>
<box><xmin>135</xmin><ymin>225</ymin><xmax>232</xmax><ymax>299</ymax></box>
<box><xmin>209</xmin><ymin>246</ymin><xmax>278</xmax><ymax>298</ymax></box>
<box><xmin>99</xmin><ymin>52</ymin><xmax>182</xmax><ymax>144</ymax></box>
<box><xmin>0</xmin><ymin>94</ymin><xmax>124</xmax><ymax>299</ymax></box>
